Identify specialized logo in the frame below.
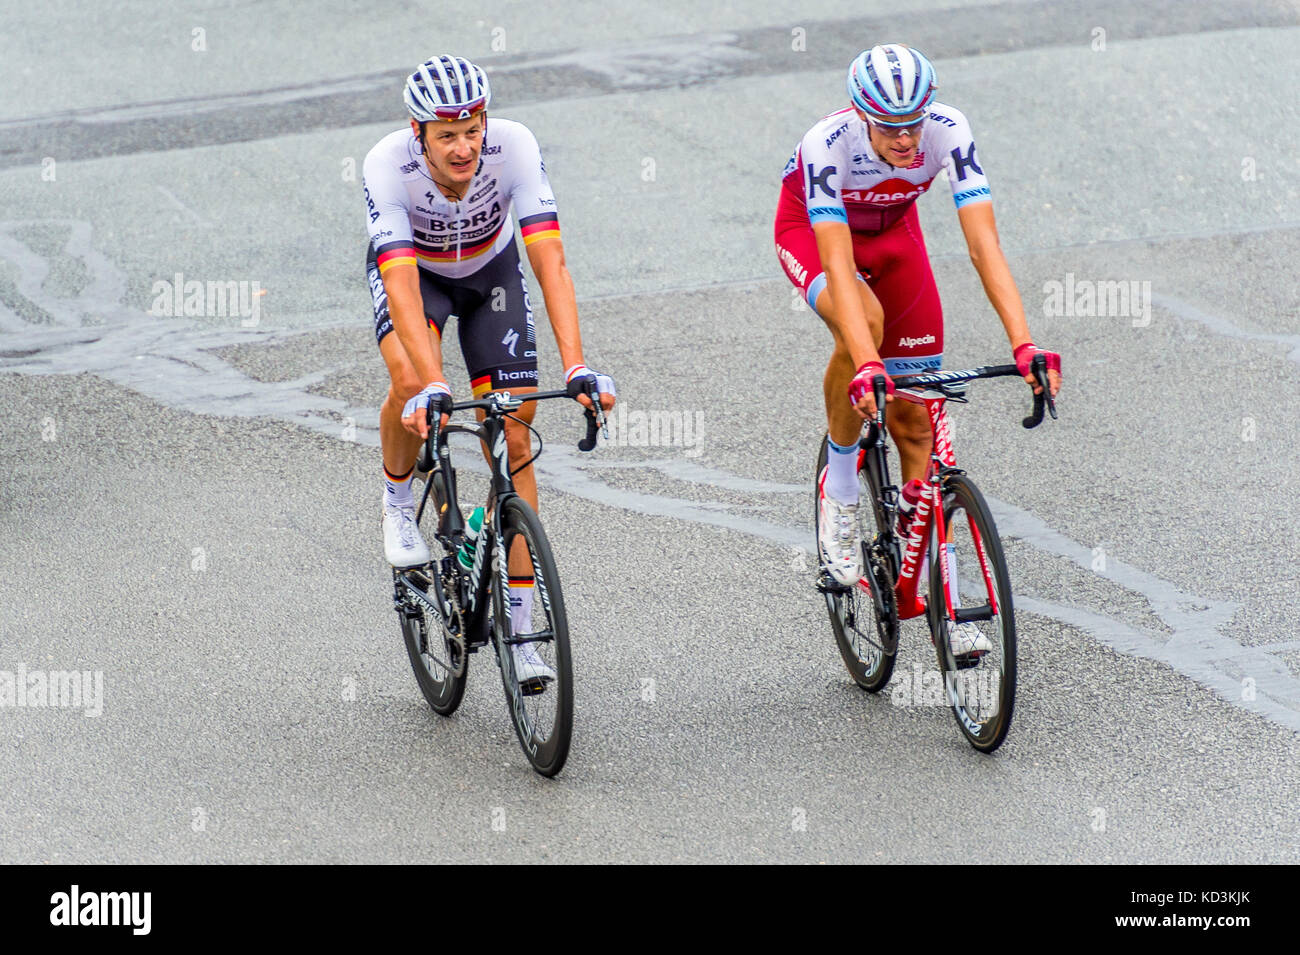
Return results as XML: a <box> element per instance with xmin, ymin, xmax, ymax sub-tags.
<box><xmin>842</xmin><ymin>177</ymin><xmax>932</xmax><ymax>205</ymax></box>
<box><xmin>898</xmin><ymin>333</ymin><xmax>936</xmax><ymax>348</ymax></box>
<box><xmin>806</xmin><ymin>163</ymin><xmax>837</xmax><ymax>199</ymax></box>
<box><xmin>502</xmin><ymin>328</ymin><xmax>519</xmax><ymax>357</ymax></box>
<box><xmin>466</xmin><ymin>507</ymin><xmax>491</xmax><ymax>613</ymax></box>
<box><xmin>494</xmin><ymin>429</ymin><xmax>509</xmax><ymax>478</ymax></box>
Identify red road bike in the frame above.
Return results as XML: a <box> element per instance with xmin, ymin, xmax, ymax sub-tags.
<box><xmin>815</xmin><ymin>356</ymin><xmax>1056</xmax><ymax>752</ymax></box>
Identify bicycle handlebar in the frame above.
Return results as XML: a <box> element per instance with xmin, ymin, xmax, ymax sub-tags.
<box><xmin>416</xmin><ymin>382</ymin><xmax>606</xmax><ymax>472</ymax></box>
<box><xmin>889</xmin><ymin>355</ymin><xmax>1058</xmax><ymax>430</ymax></box>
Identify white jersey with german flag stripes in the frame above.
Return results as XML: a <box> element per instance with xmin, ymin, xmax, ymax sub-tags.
<box><xmin>363</xmin><ymin>117</ymin><xmax>560</xmax><ymax>280</ymax></box>
<box><xmin>780</xmin><ymin>102</ymin><xmax>991</xmax><ymax>234</ymax></box>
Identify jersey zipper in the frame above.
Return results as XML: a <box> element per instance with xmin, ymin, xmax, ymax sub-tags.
<box><xmin>453</xmin><ymin>197</ymin><xmax>462</xmax><ymax>264</ymax></box>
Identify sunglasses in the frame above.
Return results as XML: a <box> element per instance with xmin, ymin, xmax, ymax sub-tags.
<box><xmin>430</xmin><ymin>101</ymin><xmax>487</xmax><ymax>122</ymax></box>
<box><xmin>865</xmin><ymin>114</ymin><xmax>926</xmax><ymax>138</ymax></box>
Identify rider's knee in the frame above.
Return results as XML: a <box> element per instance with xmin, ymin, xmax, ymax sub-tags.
<box><xmin>388</xmin><ymin>374</ymin><xmax>423</xmax><ymax>405</ymax></box>
<box><xmin>891</xmin><ymin>414</ymin><xmax>932</xmax><ymax>450</ymax></box>
<box><xmin>505</xmin><ymin>419</ymin><xmax>534</xmax><ymax>462</ymax></box>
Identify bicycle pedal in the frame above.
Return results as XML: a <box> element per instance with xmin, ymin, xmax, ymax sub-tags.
<box><xmin>952</xmin><ymin>651</ymin><xmax>985</xmax><ymax>671</ymax></box>
<box><xmin>815</xmin><ymin>572</ymin><xmax>850</xmax><ymax>594</ymax></box>
<box><xmin>519</xmin><ymin>678</ymin><xmax>549</xmax><ymax>697</ymax></box>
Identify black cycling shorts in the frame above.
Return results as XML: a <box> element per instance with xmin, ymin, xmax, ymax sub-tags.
<box><xmin>367</xmin><ymin>240</ymin><xmax>539</xmax><ymax>394</ymax></box>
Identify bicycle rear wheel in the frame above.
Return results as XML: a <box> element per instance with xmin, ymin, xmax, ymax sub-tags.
<box><xmin>815</xmin><ymin>435</ymin><xmax>897</xmax><ymax>693</ymax></box>
<box><xmin>399</xmin><ymin>560</ymin><xmax>468</xmax><ymax>717</ymax></box>
<box><xmin>927</xmin><ymin>473</ymin><xmax>1016</xmax><ymax>752</ymax></box>
<box><xmin>490</xmin><ymin>496</ymin><xmax>573</xmax><ymax>777</ymax></box>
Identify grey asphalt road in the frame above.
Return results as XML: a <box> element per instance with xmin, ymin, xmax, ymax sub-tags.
<box><xmin>2</xmin><ymin>0</ymin><xmax>1299</xmax><ymax>863</ymax></box>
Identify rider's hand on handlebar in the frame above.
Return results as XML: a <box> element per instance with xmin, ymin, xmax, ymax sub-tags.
<box><xmin>1013</xmin><ymin>342</ymin><xmax>1062</xmax><ymax>397</ymax></box>
<box><xmin>401</xmin><ymin>381</ymin><xmax>452</xmax><ymax>438</ymax></box>
<box><xmin>565</xmin><ymin>364</ymin><xmax>616</xmax><ymax>412</ymax></box>
<box><xmin>848</xmin><ymin>360</ymin><xmax>894</xmax><ymax>420</ymax></box>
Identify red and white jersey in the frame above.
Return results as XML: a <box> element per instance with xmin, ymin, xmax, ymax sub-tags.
<box><xmin>780</xmin><ymin>102</ymin><xmax>991</xmax><ymax>234</ymax></box>
<box><xmin>362</xmin><ymin>117</ymin><xmax>560</xmax><ymax>280</ymax></box>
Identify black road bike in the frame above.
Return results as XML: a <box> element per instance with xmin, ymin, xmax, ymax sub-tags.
<box><xmin>392</xmin><ymin>380</ymin><xmax>604</xmax><ymax>776</ymax></box>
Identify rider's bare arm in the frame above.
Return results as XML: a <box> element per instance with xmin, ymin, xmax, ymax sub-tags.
<box><xmin>525</xmin><ymin>238</ymin><xmax>608</xmax><ymax>411</ymax></box>
<box><xmin>812</xmin><ymin>220</ymin><xmax>881</xmax><ymax>371</ymax></box>
<box><xmin>957</xmin><ymin>201</ymin><xmax>1028</xmax><ymax>346</ymax></box>
<box><xmin>524</xmin><ymin>239</ymin><xmax>579</xmax><ymax>367</ymax></box>
<box><xmin>957</xmin><ymin>201</ymin><xmax>1061</xmax><ymax>395</ymax></box>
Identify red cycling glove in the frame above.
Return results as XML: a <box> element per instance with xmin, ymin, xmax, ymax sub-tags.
<box><xmin>848</xmin><ymin>361</ymin><xmax>895</xmax><ymax>407</ymax></box>
<box><xmin>1013</xmin><ymin>342</ymin><xmax>1061</xmax><ymax>377</ymax></box>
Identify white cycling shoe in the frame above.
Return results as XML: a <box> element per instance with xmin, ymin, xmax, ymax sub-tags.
<box><xmin>511</xmin><ymin>640</ymin><xmax>556</xmax><ymax>689</ymax></box>
<box><xmin>947</xmin><ymin>621</ymin><xmax>994</xmax><ymax>659</ymax></box>
<box><xmin>383</xmin><ymin>504</ymin><xmax>431</xmax><ymax>567</ymax></box>
<box><xmin>817</xmin><ymin>470</ymin><xmax>862</xmax><ymax>587</ymax></box>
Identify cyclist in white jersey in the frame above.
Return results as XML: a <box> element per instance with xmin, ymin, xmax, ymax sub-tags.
<box><xmin>777</xmin><ymin>44</ymin><xmax>1062</xmax><ymax>656</ymax></box>
<box><xmin>363</xmin><ymin>55</ymin><xmax>615</xmax><ymax>686</ymax></box>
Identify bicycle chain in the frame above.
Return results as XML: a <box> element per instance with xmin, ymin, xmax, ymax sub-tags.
<box><xmin>439</xmin><ymin>569</ymin><xmax>469</xmax><ymax>679</ymax></box>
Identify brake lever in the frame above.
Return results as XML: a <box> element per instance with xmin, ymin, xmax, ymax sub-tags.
<box><xmin>1021</xmin><ymin>353</ymin><xmax>1056</xmax><ymax>429</ymax></box>
<box><xmin>872</xmin><ymin>375</ymin><xmax>888</xmax><ymax>431</ymax></box>
<box><xmin>588</xmin><ymin>380</ymin><xmax>609</xmax><ymax>437</ymax></box>
<box><xmin>1040</xmin><ymin>363</ymin><xmax>1058</xmax><ymax>421</ymax></box>
<box><xmin>568</xmin><ymin>377</ymin><xmax>606</xmax><ymax>452</ymax></box>
<box><xmin>418</xmin><ymin>404</ymin><xmax>439</xmax><ymax>471</ymax></box>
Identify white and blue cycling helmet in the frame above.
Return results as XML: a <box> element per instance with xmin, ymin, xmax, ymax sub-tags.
<box><xmin>847</xmin><ymin>44</ymin><xmax>937</xmax><ymax>123</ymax></box>
<box><xmin>404</xmin><ymin>55</ymin><xmax>491</xmax><ymax>122</ymax></box>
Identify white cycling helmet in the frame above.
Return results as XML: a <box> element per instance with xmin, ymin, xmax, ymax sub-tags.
<box><xmin>404</xmin><ymin>55</ymin><xmax>491</xmax><ymax>122</ymax></box>
<box><xmin>847</xmin><ymin>44</ymin><xmax>937</xmax><ymax>122</ymax></box>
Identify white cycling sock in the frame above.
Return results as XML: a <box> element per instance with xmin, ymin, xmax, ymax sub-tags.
<box><xmin>824</xmin><ymin>438</ymin><xmax>860</xmax><ymax>504</ymax></box>
<box><xmin>383</xmin><ymin>466</ymin><xmax>414</xmax><ymax>509</ymax></box>
<box><xmin>509</xmin><ymin>579</ymin><xmax>535</xmax><ymax>635</ymax></box>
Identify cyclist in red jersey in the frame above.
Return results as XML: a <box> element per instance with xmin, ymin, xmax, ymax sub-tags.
<box><xmin>777</xmin><ymin>43</ymin><xmax>1062</xmax><ymax>597</ymax></box>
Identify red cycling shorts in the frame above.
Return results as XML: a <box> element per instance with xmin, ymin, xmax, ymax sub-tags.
<box><xmin>774</xmin><ymin>192</ymin><xmax>943</xmax><ymax>376</ymax></box>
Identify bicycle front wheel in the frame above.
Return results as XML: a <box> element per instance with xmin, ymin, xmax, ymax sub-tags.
<box><xmin>927</xmin><ymin>473</ymin><xmax>1016</xmax><ymax>752</ymax></box>
<box><xmin>490</xmin><ymin>496</ymin><xmax>573</xmax><ymax>777</ymax></box>
<box><xmin>815</xmin><ymin>435</ymin><xmax>897</xmax><ymax>693</ymax></box>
